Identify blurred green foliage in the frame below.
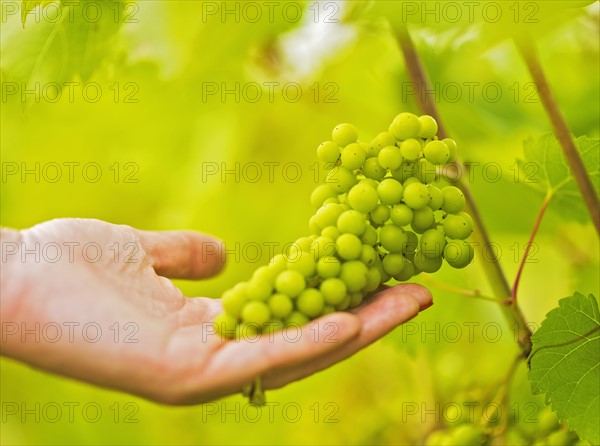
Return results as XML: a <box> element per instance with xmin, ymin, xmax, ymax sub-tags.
<box><xmin>1</xmin><ymin>1</ymin><xmax>598</xmax><ymax>444</ymax></box>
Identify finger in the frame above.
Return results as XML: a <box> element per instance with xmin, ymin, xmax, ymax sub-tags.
<box><xmin>263</xmin><ymin>284</ymin><xmax>433</xmax><ymax>388</ymax></box>
<box><xmin>136</xmin><ymin>230</ymin><xmax>225</xmax><ymax>279</ymax></box>
<box><xmin>178</xmin><ymin>312</ymin><xmax>362</xmax><ymax>404</ymax></box>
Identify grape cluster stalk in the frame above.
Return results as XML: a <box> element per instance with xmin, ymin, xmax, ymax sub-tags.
<box><xmin>214</xmin><ymin>113</ymin><xmax>474</xmax><ymax>339</ymax></box>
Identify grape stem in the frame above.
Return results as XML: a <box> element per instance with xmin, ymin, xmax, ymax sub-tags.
<box><xmin>511</xmin><ymin>192</ymin><xmax>552</xmax><ymax>304</ymax></box>
<box><xmin>515</xmin><ymin>33</ymin><xmax>600</xmax><ymax>235</ymax></box>
<box><xmin>420</xmin><ymin>276</ymin><xmax>505</xmax><ymax>304</ymax></box>
<box><xmin>396</xmin><ymin>25</ymin><xmax>533</xmax><ymax>357</ymax></box>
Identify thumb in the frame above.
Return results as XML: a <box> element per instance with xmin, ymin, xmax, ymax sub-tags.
<box><xmin>136</xmin><ymin>229</ymin><xmax>225</xmax><ymax>279</ymax></box>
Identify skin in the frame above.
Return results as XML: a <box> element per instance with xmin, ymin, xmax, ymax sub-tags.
<box><xmin>0</xmin><ymin>218</ymin><xmax>433</xmax><ymax>405</ymax></box>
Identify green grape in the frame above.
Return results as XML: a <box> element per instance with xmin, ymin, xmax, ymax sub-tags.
<box><xmin>380</xmin><ymin>224</ymin><xmax>407</xmax><ymax>252</ymax></box>
<box><xmin>415</xmin><ymin>158</ymin><xmax>438</xmax><ymax>183</ymax></box>
<box><xmin>317</xmin><ymin>256</ymin><xmax>341</xmax><ymax>278</ymax></box>
<box><xmin>291</xmin><ymin>237</ymin><xmax>313</xmax><ymax>253</ymax></box>
<box><xmin>458</xmin><ymin>211</ymin><xmax>474</xmax><ymax>228</ymax></box>
<box><xmin>441</xmin><ymin>186</ymin><xmax>465</xmax><ymax>213</ymax></box>
<box><xmin>444</xmin><ymin>240</ymin><xmax>474</xmax><ymax>268</ymax></box>
<box><xmin>322</xmin><ymin>305</ymin><xmax>335</xmax><ymax>315</ymax></box>
<box><xmin>337</xmin><ymin>209</ymin><xmax>367</xmax><ymax>235</ymax></box>
<box><xmin>442</xmin><ymin>138</ymin><xmax>458</xmax><ymax>162</ymax></box>
<box><xmin>241</xmin><ymin>301</ymin><xmax>271</xmax><ymax>326</ymax></box>
<box><xmin>331</xmin><ymin>123</ymin><xmax>359</xmax><ymax>146</ymax></box>
<box><xmin>315</xmin><ymin>203</ymin><xmax>344</xmax><ymax>229</ymax></box>
<box><xmin>361</xmin><ymin>224</ymin><xmax>378</xmax><ymax>245</ymax></box>
<box><xmin>341</xmin><ymin>142</ymin><xmax>367</xmax><ymax>170</ymax></box>
<box><xmin>348</xmin><ymin>182</ymin><xmax>379</xmax><ymax>213</ymax></box>
<box><xmin>394</xmin><ymin>259</ymin><xmax>416</xmax><ymax>281</ymax></box>
<box><xmin>411</xmin><ymin>207</ymin><xmax>435</xmax><ymax>233</ymax></box>
<box><xmin>413</xmin><ymin>250</ymin><xmax>443</xmax><ymax>273</ymax></box>
<box><xmin>336</xmin><ymin>233</ymin><xmax>363</xmax><ymax>260</ymax></box>
<box><xmin>296</xmin><ymin>288</ymin><xmax>325</xmax><ymax>318</ymax></box>
<box><xmin>326</xmin><ymin>166</ymin><xmax>357</xmax><ymax>193</ymax></box>
<box><xmin>320</xmin><ymin>277</ymin><xmax>348</xmax><ymax>305</ymax></box>
<box><xmin>311</xmin><ymin>236</ymin><xmax>336</xmax><ymax>259</ymax></box>
<box><xmin>323</xmin><ymin>197</ymin><xmax>339</xmax><ymax>205</ymax></box>
<box><xmin>348</xmin><ymin>292</ymin><xmax>364</xmax><ymax>308</ymax></box>
<box><xmin>362</xmin><ymin>157</ymin><xmax>387</xmax><ymax>180</ymax></box>
<box><xmin>340</xmin><ymin>260</ymin><xmax>369</xmax><ymax>292</ymax></box>
<box><xmin>545</xmin><ymin>430</ymin><xmax>578</xmax><ymax>446</ymax></box>
<box><xmin>246</xmin><ymin>276</ymin><xmax>273</xmax><ymax>300</ymax></box>
<box><xmin>400</xmin><ymin>138</ymin><xmax>422</xmax><ymax>161</ymax></box>
<box><xmin>448</xmin><ymin>424</ymin><xmax>485</xmax><ymax>445</ymax></box>
<box><xmin>382</xmin><ymin>253</ymin><xmax>406</xmax><ymax>275</ymax></box>
<box><xmin>370</xmin><ymin>204</ymin><xmax>391</xmax><ymax>226</ymax></box>
<box><xmin>287</xmin><ymin>250</ymin><xmax>317</xmax><ymax>277</ymax></box>
<box><xmin>309</xmin><ymin>215</ymin><xmax>320</xmax><ymax>234</ymax></box>
<box><xmin>213</xmin><ymin>312</ymin><xmax>238</xmax><ymax>338</ymax></box>
<box><xmin>377</xmin><ymin>178</ymin><xmax>404</xmax><ymax>205</ymax></box>
<box><xmin>365</xmin><ymin>266</ymin><xmax>381</xmax><ymax>291</ymax></box>
<box><xmin>310</xmin><ymin>184</ymin><xmax>336</xmax><ymax>208</ymax></box>
<box><xmin>389</xmin><ymin>112</ymin><xmax>421</xmax><ymax>140</ymax></box>
<box><xmin>335</xmin><ymin>295</ymin><xmax>351</xmax><ymax>310</ymax></box>
<box><xmin>443</xmin><ymin>214</ymin><xmax>473</xmax><ymax>240</ymax></box>
<box><xmin>268</xmin><ymin>293</ymin><xmax>294</xmax><ymax>319</ymax></box>
<box><xmin>537</xmin><ymin>408</ymin><xmax>560</xmax><ymax>436</ymax></box>
<box><xmin>269</xmin><ymin>254</ymin><xmax>287</xmax><ymax>273</ymax></box>
<box><xmin>360</xmin><ymin>244</ymin><xmax>378</xmax><ymax>266</ymax></box>
<box><xmin>317</xmin><ymin>141</ymin><xmax>340</xmax><ymax>164</ymax></box>
<box><xmin>235</xmin><ymin>322</ymin><xmax>259</xmax><ymax>339</ymax></box>
<box><xmin>418</xmin><ymin>115</ymin><xmax>438</xmax><ymax>139</ymax></box>
<box><xmin>420</xmin><ymin>229</ymin><xmax>447</xmax><ymax>258</ymax></box>
<box><xmin>428</xmin><ymin>185</ymin><xmax>444</xmax><ymax>210</ymax></box>
<box><xmin>424</xmin><ymin>140</ymin><xmax>450</xmax><ymax>165</ymax></box>
<box><xmin>403</xmin><ymin>182</ymin><xmax>430</xmax><ymax>209</ymax></box>
<box><xmin>285</xmin><ymin>311</ymin><xmax>309</xmax><ymax>328</ymax></box>
<box><xmin>378</xmin><ymin>145</ymin><xmax>403</xmax><ymax>170</ymax></box>
<box><xmin>275</xmin><ymin>270</ymin><xmax>306</xmax><ymax>297</ymax></box>
<box><xmin>391</xmin><ymin>161</ymin><xmax>418</xmax><ymax>182</ymax></box>
<box><xmin>391</xmin><ymin>204</ymin><xmax>414</xmax><ymax>227</ymax></box>
<box><xmin>321</xmin><ymin>225</ymin><xmax>341</xmax><ymax>240</ymax></box>
<box><xmin>403</xmin><ymin>231</ymin><xmax>419</xmax><ymax>255</ymax></box>
<box><xmin>370</xmin><ymin>131</ymin><xmax>396</xmax><ymax>155</ymax></box>
<box><xmin>360</xmin><ymin>178</ymin><xmax>379</xmax><ymax>189</ymax></box>
<box><xmin>403</xmin><ymin>176</ymin><xmax>422</xmax><ymax>187</ymax></box>
<box><xmin>222</xmin><ymin>283</ymin><xmax>248</xmax><ymax>317</ymax></box>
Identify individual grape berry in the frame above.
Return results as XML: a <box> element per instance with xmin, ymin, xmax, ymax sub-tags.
<box><xmin>285</xmin><ymin>311</ymin><xmax>309</xmax><ymax>328</ymax></box>
<box><xmin>370</xmin><ymin>204</ymin><xmax>390</xmax><ymax>226</ymax></box>
<box><xmin>317</xmin><ymin>256</ymin><xmax>341</xmax><ymax>278</ymax></box>
<box><xmin>310</xmin><ymin>184</ymin><xmax>337</xmax><ymax>208</ymax></box>
<box><xmin>241</xmin><ymin>301</ymin><xmax>271</xmax><ymax>326</ymax></box>
<box><xmin>394</xmin><ymin>259</ymin><xmax>416</xmax><ymax>281</ymax></box>
<box><xmin>403</xmin><ymin>231</ymin><xmax>419</xmax><ymax>256</ymax></box>
<box><xmin>320</xmin><ymin>278</ymin><xmax>348</xmax><ymax>305</ymax></box>
<box><xmin>340</xmin><ymin>260</ymin><xmax>369</xmax><ymax>292</ymax></box>
<box><xmin>427</xmin><ymin>185</ymin><xmax>444</xmax><ymax>210</ymax></box>
<box><xmin>443</xmin><ymin>214</ymin><xmax>473</xmax><ymax>240</ymax></box>
<box><xmin>442</xmin><ymin>137</ymin><xmax>458</xmax><ymax>162</ymax></box>
<box><xmin>317</xmin><ymin>141</ymin><xmax>340</xmax><ymax>164</ymax></box>
<box><xmin>399</xmin><ymin>138</ymin><xmax>422</xmax><ymax>161</ymax></box>
<box><xmin>221</xmin><ymin>283</ymin><xmax>248</xmax><ymax>317</ymax></box>
<box><xmin>296</xmin><ymin>288</ymin><xmax>324</xmax><ymax>318</ymax></box>
<box><xmin>362</xmin><ymin>157</ymin><xmax>387</xmax><ymax>180</ymax></box>
<box><xmin>348</xmin><ymin>292</ymin><xmax>364</xmax><ymax>308</ymax></box>
<box><xmin>380</xmin><ymin>224</ymin><xmax>407</xmax><ymax>252</ymax></box>
<box><xmin>443</xmin><ymin>240</ymin><xmax>474</xmax><ymax>268</ymax></box>
<box><xmin>403</xmin><ymin>182</ymin><xmax>430</xmax><ymax>209</ymax></box>
<box><xmin>310</xmin><ymin>236</ymin><xmax>336</xmax><ymax>259</ymax></box>
<box><xmin>348</xmin><ymin>182</ymin><xmax>379</xmax><ymax>213</ymax></box>
<box><xmin>331</xmin><ymin>123</ymin><xmax>359</xmax><ymax>146</ymax></box>
<box><xmin>413</xmin><ymin>250</ymin><xmax>443</xmax><ymax>273</ymax></box>
<box><xmin>246</xmin><ymin>276</ymin><xmax>273</xmax><ymax>300</ymax></box>
<box><xmin>441</xmin><ymin>186</ymin><xmax>465</xmax><ymax>213</ymax></box>
<box><xmin>336</xmin><ymin>233</ymin><xmax>363</xmax><ymax>260</ymax></box>
<box><xmin>390</xmin><ymin>204</ymin><xmax>414</xmax><ymax>227</ymax></box>
<box><xmin>391</xmin><ymin>162</ymin><xmax>417</xmax><ymax>182</ymax></box>
<box><xmin>420</xmin><ymin>229</ymin><xmax>447</xmax><ymax>258</ymax></box>
<box><xmin>418</xmin><ymin>115</ymin><xmax>438</xmax><ymax>139</ymax></box>
<box><xmin>268</xmin><ymin>293</ymin><xmax>294</xmax><ymax>319</ymax></box>
<box><xmin>369</xmin><ymin>131</ymin><xmax>396</xmax><ymax>155</ymax></box>
<box><xmin>321</xmin><ymin>225</ymin><xmax>341</xmax><ymax>240</ymax></box>
<box><xmin>424</xmin><ymin>140</ymin><xmax>450</xmax><ymax>165</ymax></box>
<box><xmin>309</xmin><ymin>215</ymin><xmax>320</xmax><ymax>234</ymax></box>
<box><xmin>361</xmin><ymin>224</ymin><xmax>378</xmax><ymax>245</ymax></box>
<box><xmin>448</xmin><ymin>424</ymin><xmax>485</xmax><ymax>446</ymax></box>
<box><xmin>377</xmin><ymin>178</ymin><xmax>404</xmax><ymax>205</ymax></box>
<box><xmin>275</xmin><ymin>270</ymin><xmax>306</xmax><ymax>297</ymax></box>
<box><xmin>213</xmin><ymin>312</ymin><xmax>238</xmax><ymax>338</ymax></box>
<box><xmin>382</xmin><ymin>253</ymin><xmax>406</xmax><ymax>275</ymax></box>
<box><xmin>341</xmin><ymin>142</ymin><xmax>367</xmax><ymax>170</ymax></box>
<box><xmin>326</xmin><ymin>166</ymin><xmax>357</xmax><ymax>193</ymax></box>
<box><xmin>337</xmin><ymin>209</ymin><xmax>367</xmax><ymax>235</ymax></box>
<box><xmin>287</xmin><ymin>250</ymin><xmax>317</xmax><ymax>277</ymax></box>
<box><xmin>415</xmin><ymin>158</ymin><xmax>437</xmax><ymax>183</ymax></box>
<box><xmin>389</xmin><ymin>112</ymin><xmax>421</xmax><ymax>140</ymax></box>
<box><xmin>269</xmin><ymin>254</ymin><xmax>287</xmax><ymax>273</ymax></box>
<box><xmin>365</xmin><ymin>266</ymin><xmax>381</xmax><ymax>291</ymax></box>
<box><xmin>235</xmin><ymin>322</ymin><xmax>259</xmax><ymax>339</ymax></box>
<box><xmin>360</xmin><ymin>244</ymin><xmax>378</xmax><ymax>266</ymax></box>
<box><xmin>411</xmin><ymin>207</ymin><xmax>435</xmax><ymax>233</ymax></box>
<box><xmin>315</xmin><ymin>203</ymin><xmax>344</xmax><ymax>229</ymax></box>
<box><xmin>378</xmin><ymin>145</ymin><xmax>403</xmax><ymax>170</ymax></box>
<box><xmin>322</xmin><ymin>306</ymin><xmax>335</xmax><ymax>315</ymax></box>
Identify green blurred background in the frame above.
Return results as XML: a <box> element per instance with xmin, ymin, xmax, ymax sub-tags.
<box><xmin>1</xmin><ymin>1</ymin><xmax>598</xmax><ymax>444</ymax></box>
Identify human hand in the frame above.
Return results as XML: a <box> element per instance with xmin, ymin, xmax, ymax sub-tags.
<box><xmin>0</xmin><ymin>218</ymin><xmax>433</xmax><ymax>405</ymax></box>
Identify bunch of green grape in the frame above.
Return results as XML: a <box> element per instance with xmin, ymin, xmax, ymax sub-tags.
<box><xmin>214</xmin><ymin>113</ymin><xmax>474</xmax><ymax>339</ymax></box>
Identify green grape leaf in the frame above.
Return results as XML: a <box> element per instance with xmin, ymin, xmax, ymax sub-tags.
<box><xmin>21</xmin><ymin>0</ymin><xmax>55</xmax><ymax>26</ymax></box>
<box><xmin>529</xmin><ymin>293</ymin><xmax>600</xmax><ymax>445</ymax></box>
<box><xmin>518</xmin><ymin>134</ymin><xmax>600</xmax><ymax>223</ymax></box>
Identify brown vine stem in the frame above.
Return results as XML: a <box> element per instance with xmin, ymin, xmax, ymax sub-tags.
<box><xmin>511</xmin><ymin>192</ymin><xmax>552</xmax><ymax>304</ymax></box>
<box><xmin>515</xmin><ymin>33</ymin><xmax>600</xmax><ymax>235</ymax></box>
<box><xmin>396</xmin><ymin>25</ymin><xmax>533</xmax><ymax>356</ymax></box>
